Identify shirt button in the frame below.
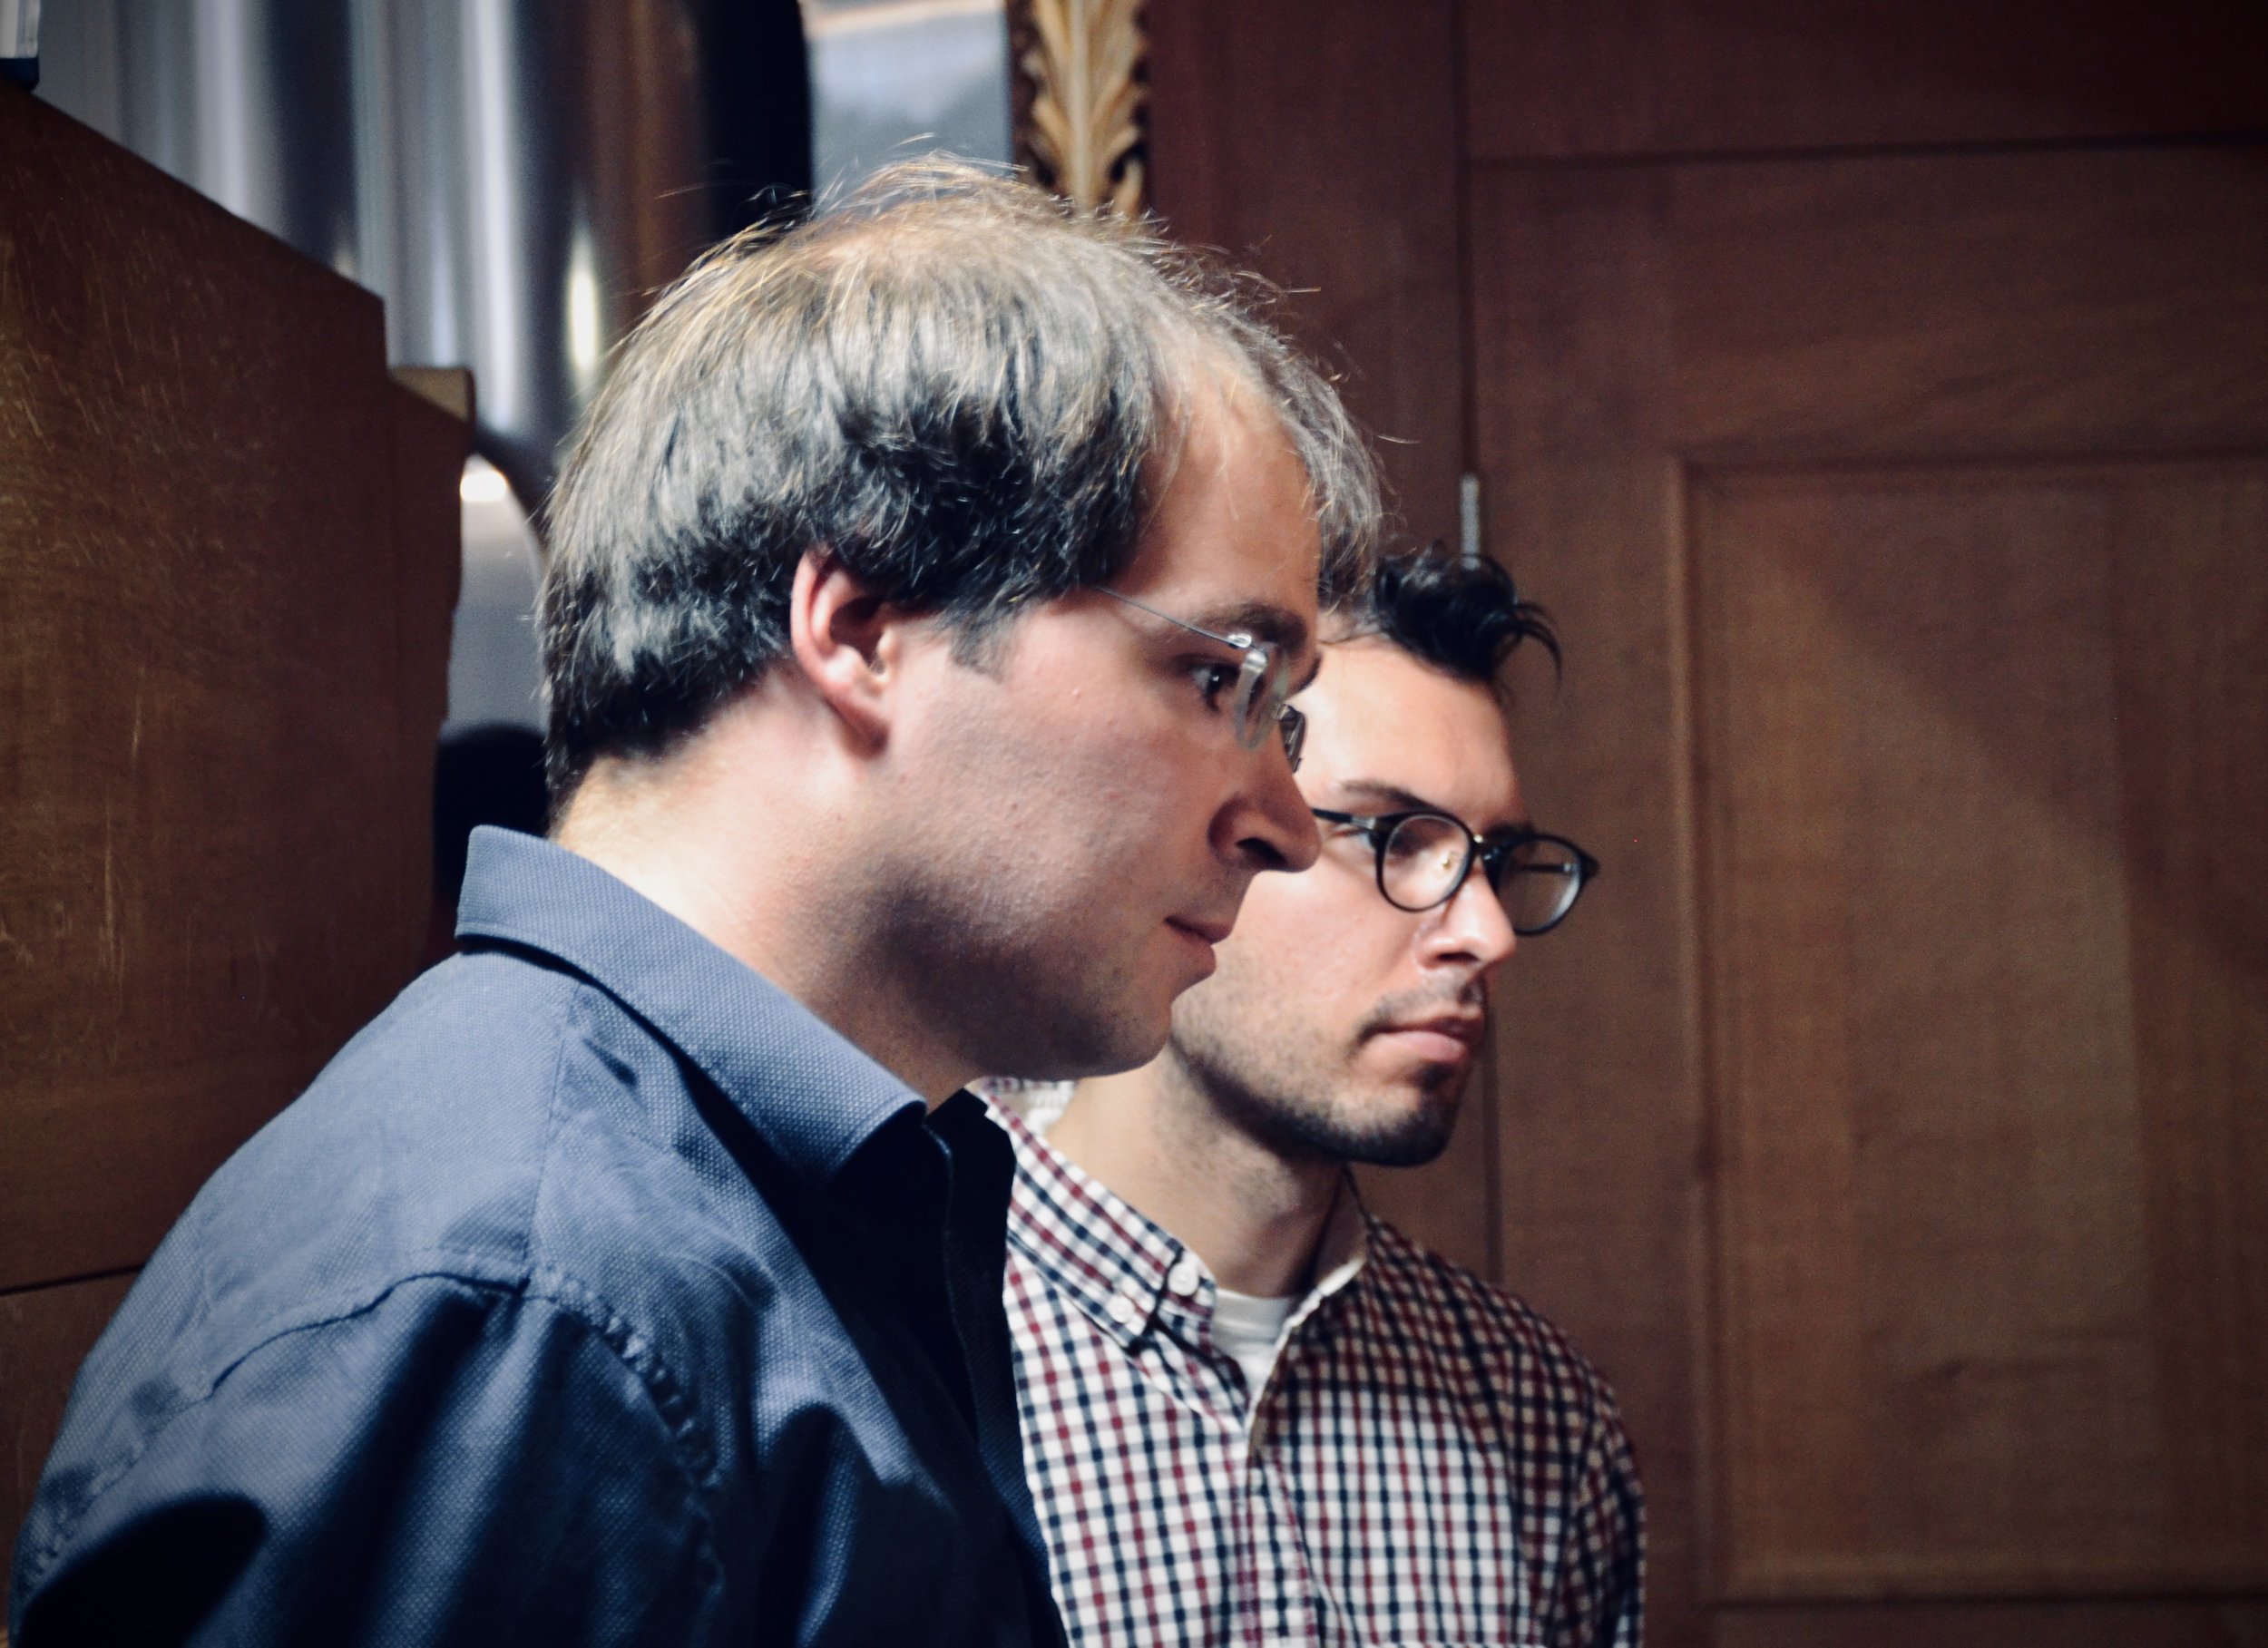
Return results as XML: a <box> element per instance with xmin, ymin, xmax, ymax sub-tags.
<box><xmin>1167</xmin><ymin>1255</ymin><xmax>1203</xmax><ymax>1297</ymax></box>
<box><xmin>1105</xmin><ymin>1290</ymin><xmax>1144</xmax><ymax>1330</ymax></box>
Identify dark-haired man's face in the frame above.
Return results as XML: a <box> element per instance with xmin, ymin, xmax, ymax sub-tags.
<box><xmin>874</xmin><ymin>381</ymin><xmax>1327</xmax><ymax>1083</ymax></box>
<box><xmin>1162</xmin><ymin>637</ymin><xmax>1525</xmax><ymax>1165</ymax></box>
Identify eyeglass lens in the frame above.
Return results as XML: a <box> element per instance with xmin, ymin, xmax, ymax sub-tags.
<box><xmin>1228</xmin><ymin>648</ymin><xmax>1272</xmax><ymax>747</ymax></box>
<box><xmin>1379</xmin><ymin>814</ymin><xmax>1584</xmax><ymax>931</ymax></box>
<box><xmin>1277</xmin><ymin>705</ymin><xmax>1306</xmax><ymax>771</ymax></box>
<box><xmin>1227</xmin><ymin>644</ymin><xmax>1303</xmax><ymax>770</ymax></box>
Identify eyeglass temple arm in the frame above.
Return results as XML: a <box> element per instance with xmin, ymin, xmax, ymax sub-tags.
<box><xmin>1100</xmin><ymin>587</ymin><xmax>1262</xmax><ymax>656</ymax></box>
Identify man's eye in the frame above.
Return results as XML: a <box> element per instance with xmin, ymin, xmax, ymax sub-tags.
<box><xmin>1190</xmin><ymin>661</ymin><xmax>1239</xmax><ymax>707</ymax></box>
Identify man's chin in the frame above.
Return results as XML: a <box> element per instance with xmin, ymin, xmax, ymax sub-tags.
<box><xmin>984</xmin><ymin>999</ymin><xmax>1173</xmax><ymax>1085</ymax></box>
<box><xmin>1341</xmin><ymin>1104</ymin><xmax>1460</xmax><ymax>1168</ymax></box>
<box><xmin>1249</xmin><ymin>1081</ymin><xmax>1462</xmax><ymax>1169</ymax></box>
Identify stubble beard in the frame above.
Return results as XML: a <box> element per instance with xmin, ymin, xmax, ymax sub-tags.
<box><xmin>883</xmin><ymin>842</ymin><xmax>1158</xmax><ymax>1085</ymax></box>
<box><xmin>1168</xmin><ymin>983</ymin><xmax>1475</xmax><ymax>1170</ymax></box>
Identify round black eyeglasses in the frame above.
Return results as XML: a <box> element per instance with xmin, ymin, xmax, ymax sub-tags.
<box><xmin>1310</xmin><ymin>808</ymin><xmax>1599</xmax><ymax>933</ymax></box>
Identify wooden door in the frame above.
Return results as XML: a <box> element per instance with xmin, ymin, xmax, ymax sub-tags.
<box><xmin>1473</xmin><ymin>132</ymin><xmax>2268</xmax><ymax>1648</ymax></box>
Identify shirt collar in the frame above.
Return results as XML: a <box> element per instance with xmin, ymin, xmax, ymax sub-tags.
<box><xmin>455</xmin><ymin>826</ymin><xmax>926</xmax><ymax>1187</ymax></box>
<box><xmin>992</xmin><ymin>1102</ymin><xmax>1188</xmax><ymax>1351</ymax></box>
<box><xmin>992</xmin><ymin>1099</ymin><xmax>1372</xmax><ymax>1353</ymax></box>
<box><xmin>1280</xmin><ymin>1177</ymin><xmax>1369</xmax><ymax>1339</ymax></box>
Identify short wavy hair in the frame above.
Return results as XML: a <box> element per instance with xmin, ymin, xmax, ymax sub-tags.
<box><xmin>538</xmin><ymin>159</ymin><xmax>1384</xmax><ymax>798</ymax></box>
<box><xmin>1331</xmin><ymin>541</ymin><xmax>1559</xmax><ymax>690</ymax></box>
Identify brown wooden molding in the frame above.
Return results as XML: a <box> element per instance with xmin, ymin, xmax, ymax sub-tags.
<box><xmin>1009</xmin><ymin>0</ymin><xmax>1149</xmax><ymax>214</ymax></box>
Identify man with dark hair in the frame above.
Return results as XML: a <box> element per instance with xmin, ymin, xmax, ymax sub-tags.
<box><xmin>11</xmin><ymin>161</ymin><xmax>1380</xmax><ymax>1646</ymax></box>
<box><xmin>992</xmin><ymin>543</ymin><xmax>1645</xmax><ymax>1646</ymax></box>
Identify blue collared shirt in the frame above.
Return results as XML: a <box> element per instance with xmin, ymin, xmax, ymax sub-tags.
<box><xmin>11</xmin><ymin>828</ymin><xmax>1064</xmax><ymax>1646</ymax></box>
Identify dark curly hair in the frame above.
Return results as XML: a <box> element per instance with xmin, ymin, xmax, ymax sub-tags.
<box><xmin>1331</xmin><ymin>541</ymin><xmax>1559</xmax><ymax>690</ymax></box>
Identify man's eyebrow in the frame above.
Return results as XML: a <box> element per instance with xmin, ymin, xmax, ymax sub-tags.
<box><xmin>1333</xmin><ymin>778</ymin><xmax>1441</xmax><ymax>814</ymax></box>
<box><xmin>1333</xmin><ymin>777</ymin><xmax>1534</xmax><ymax>834</ymax></box>
<box><xmin>1199</xmin><ymin>601</ymin><xmax>1308</xmax><ymax>649</ymax></box>
<box><xmin>1195</xmin><ymin>601</ymin><xmax>1315</xmax><ymax>679</ymax></box>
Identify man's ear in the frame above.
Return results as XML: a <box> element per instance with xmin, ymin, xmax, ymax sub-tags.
<box><xmin>787</xmin><ymin>549</ymin><xmax>902</xmax><ymax>746</ymax></box>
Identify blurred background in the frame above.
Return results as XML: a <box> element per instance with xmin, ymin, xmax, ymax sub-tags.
<box><xmin>4</xmin><ymin>5</ymin><xmax>2266</xmax><ymax>1645</ymax></box>
<box><xmin>27</xmin><ymin>0</ymin><xmax>1011</xmax><ymax>778</ymax></box>
<box><xmin>22</xmin><ymin>0</ymin><xmax>1022</xmax><ymax>955</ymax></box>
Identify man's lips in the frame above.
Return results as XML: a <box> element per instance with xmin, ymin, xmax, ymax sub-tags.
<box><xmin>1371</xmin><ymin>1013</ymin><xmax>1484</xmax><ymax>1062</ymax></box>
<box><xmin>1165</xmin><ymin>916</ymin><xmax>1231</xmax><ymax>977</ymax></box>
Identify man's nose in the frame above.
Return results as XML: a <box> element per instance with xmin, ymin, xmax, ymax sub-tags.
<box><xmin>1220</xmin><ymin>743</ymin><xmax>1321</xmax><ymax>873</ymax></box>
<box><xmin>1422</xmin><ymin>867</ymin><xmax>1519</xmax><ymax>970</ymax></box>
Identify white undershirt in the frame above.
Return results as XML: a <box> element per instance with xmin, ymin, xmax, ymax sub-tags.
<box><xmin>1209</xmin><ymin>1286</ymin><xmax>1297</xmax><ymax>1409</ymax></box>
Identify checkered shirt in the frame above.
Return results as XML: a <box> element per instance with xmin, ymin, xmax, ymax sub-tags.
<box><xmin>993</xmin><ymin>1101</ymin><xmax>1645</xmax><ymax>1647</ymax></box>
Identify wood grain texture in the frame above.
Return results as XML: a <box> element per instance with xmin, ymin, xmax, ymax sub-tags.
<box><xmin>1694</xmin><ymin>462</ymin><xmax>2268</xmax><ymax>1598</ymax></box>
<box><xmin>2113</xmin><ymin>473</ymin><xmax>2268</xmax><ymax>1600</ymax></box>
<box><xmin>1717</xmin><ymin>1599</ymin><xmax>2268</xmax><ymax>1648</ymax></box>
<box><xmin>1469</xmin><ymin>140</ymin><xmax>2268</xmax><ymax>1645</ymax></box>
<box><xmin>1464</xmin><ymin>0</ymin><xmax>2268</xmax><ymax>161</ymax></box>
<box><xmin>1147</xmin><ymin>0</ymin><xmax>1466</xmax><ymax>553</ymax></box>
<box><xmin>1666</xmin><ymin>149</ymin><xmax>2268</xmax><ymax>461</ymax></box>
<box><xmin>0</xmin><ymin>88</ymin><xmax>463</xmax><ymax>1292</ymax></box>
<box><xmin>2</xmin><ymin>1273</ymin><xmax>136</xmax><ymax>1599</ymax></box>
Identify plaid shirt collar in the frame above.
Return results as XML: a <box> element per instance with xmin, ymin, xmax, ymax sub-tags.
<box><xmin>987</xmin><ymin>1089</ymin><xmax>1648</xmax><ymax>1647</ymax></box>
<box><xmin>990</xmin><ymin>1099</ymin><xmax>1370</xmax><ymax>1363</ymax></box>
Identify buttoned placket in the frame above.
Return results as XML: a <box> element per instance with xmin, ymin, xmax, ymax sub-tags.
<box><xmin>1134</xmin><ymin>1244</ymin><xmax>1346</xmax><ymax>1648</ymax></box>
<box><xmin>1192</xmin><ymin>1204</ymin><xmax>1373</xmax><ymax>1648</ymax></box>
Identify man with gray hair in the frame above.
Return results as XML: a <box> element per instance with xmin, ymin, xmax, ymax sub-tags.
<box><xmin>10</xmin><ymin>162</ymin><xmax>1381</xmax><ymax>1646</ymax></box>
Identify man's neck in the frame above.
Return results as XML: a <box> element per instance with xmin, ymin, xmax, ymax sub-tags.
<box><xmin>1046</xmin><ymin>1057</ymin><xmax>1342</xmax><ymax>1299</ymax></box>
<box><xmin>551</xmin><ymin>720</ymin><xmax>974</xmax><ymax>1106</ymax></box>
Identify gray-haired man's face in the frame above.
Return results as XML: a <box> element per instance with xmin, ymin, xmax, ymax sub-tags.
<box><xmin>867</xmin><ymin>382</ymin><xmax>1328</xmax><ymax>1085</ymax></box>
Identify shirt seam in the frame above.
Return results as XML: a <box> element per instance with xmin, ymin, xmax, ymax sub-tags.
<box><xmin>534</xmin><ymin>983</ymin><xmax>722</xmax><ymax>1487</ymax></box>
<box><xmin>24</xmin><ymin>1266</ymin><xmax>726</xmax><ymax>1593</ymax></box>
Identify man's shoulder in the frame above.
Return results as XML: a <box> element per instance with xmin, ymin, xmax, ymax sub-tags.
<box><xmin>95</xmin><ymin>947</ymin><xmax>784</xmax><ymax>1444</ymax></box>
<box><xmin>203</xmin><ymin>949</ymin><xmax>674</xmax><ymax>1273</ymax></box>
<box><xmin>298</xmin><ymin>941</ymin><xmax>800</xmax><ymax>1301</ymax></box>
<box><xmin>1355</xmin><ymin>1215</ymin><xmax>1627</xmax><ymax>1419</ymax></box>
<box><xmin>24</xmin><ymin>949</ymin><xmax>798</xmax><ymax>1592</ymax></box>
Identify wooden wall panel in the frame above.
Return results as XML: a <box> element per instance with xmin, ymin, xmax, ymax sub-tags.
<box><xmin>0</xmin><ymin>91</ymin><xmax>462</xmax><ymax>1287</ymax></box>
<box><xmin>1471</xmin><ymin>140</ymin><xmax>2268</xmax><ymax>1646</ymax></box>
<box><xmin>1716</xmin><ymin>1599</ymin><xmax>2268</xmax><ymax>1648</ymax></box>
<box><xmin>1666</xmin><ymin>149</ymin><xmax>2268</xmax><ymax>461</ymax></box>
<box><xmin>1148</xmin><ymin>0</ymin><xmax>1466</xmax><ymax>551</ymax></box>
<box><xmin>2114</xmin><ymin>474</ymin><xmax>2268</xmax><ymax>1588</ymax></box>
<box><xmin>1694</xmin><ymin>463</ymin><xmax>2268</xmax><ymax>1599</ymax></box>
<box><xmin>1464</xmin><ymin>0</ymin><xmax>2268</xmax><ymax>161</ymax></box>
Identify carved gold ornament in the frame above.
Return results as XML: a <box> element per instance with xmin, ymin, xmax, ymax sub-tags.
<box><xmin>1015</xmin><ymin>0</ymin><xmax>1147</xmax><ymax>214</ymax></box>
